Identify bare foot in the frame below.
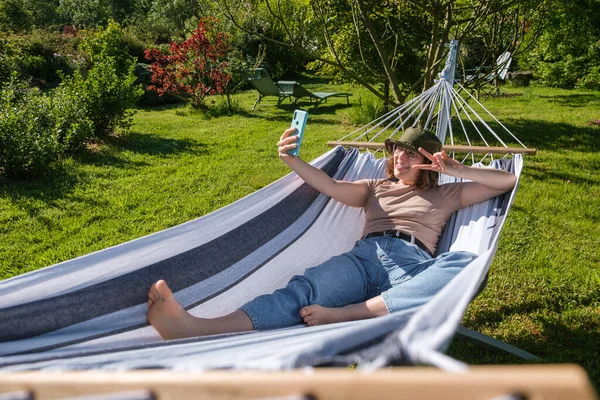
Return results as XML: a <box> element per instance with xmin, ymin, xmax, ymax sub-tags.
<box><xmin>147</xmin><ymin>280</ymin><xmax>211</xmax><ymax>340</ymax></box>
<box><xmin>299</xmin><ymin>304</ymin><xmax>347</xmax><ymax>327</ymax></box>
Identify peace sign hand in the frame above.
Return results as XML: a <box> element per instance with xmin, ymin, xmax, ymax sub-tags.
<box><xmin>412</xmin><ymin>148</ymin><xmax>464</xmax><ymax>177</ymax></box>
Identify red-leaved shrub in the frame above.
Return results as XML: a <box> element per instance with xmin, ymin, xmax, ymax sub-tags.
<box><xmin>144</xmin><ymin>18</ymin><xmax>232</xmax><ymax>109</ymax></box>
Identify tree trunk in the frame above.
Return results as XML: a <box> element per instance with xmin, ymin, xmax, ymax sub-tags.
<box><xmin>354</xmin><ymin>0</ymin><xmax>404</xmax><ymax>105</ymax></box>
<box><xmin>423</xmin><ymin>4</ymin><xmax>441</xmax><ymax>92</ymax></box>
<box><xmin>383</xmin><ymin>79</ymin><xmax>391</xmax><ymax>112</ymax></box>
<box><xmin>431</xmin><ymin>3</ymin><xmax>452</xmax><ymax>81</ymax></box>
<box><xmin>423</xmin><ymin>2</ymin><xmax>454</xmax><ymax>91</ymax></box>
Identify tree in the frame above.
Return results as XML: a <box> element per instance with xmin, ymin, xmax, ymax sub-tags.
<box><xmin>22</xmin><ymin>0</ymin><xmax>62</xmax><ymax>28</ymax></box>
<box><xmin>138</xmin><ymin>0</ymin><xmax>210</xmax><ymax>41</ymax></box>
<box><xmin>457</xmin><ymin>0</ymin><xmax>548</xmax><ymax>95</ymax></box>
<box><xmin>306</xmin><ymin>0</ymin><xmax>428</xmax><ymax>103</ymax></box>
<box><xmin>0</xmin><ymin>0</ymin><xmax>33</xmax><ymax>32</ymax></box>
<box><xmin>219</xmin><ymin>0</ymin><xmax>544</xmax><ymax>106</ymax></box>
<box><xmin>145</xmin><ymin>18</ymin><xmax>232</xmax><ymax>109</ymax></box>
<box><xmin>58</xmin><ymin>0</ymin><xmax>111</xmax><ymax>28</ymax></box>
<box><xmin>58</xmin><ymin>0</ymin><xmax>140</xmax><ymax>28</ymax></box>
<box><xmin>222</xmin><ymin>1</ymin><xmax>315</xmax><ymax>79</ymax></box>
<box><xmin>521</xmin><ymin>0</ymin><xmax>600</xmax><ymax>89</ymax></box>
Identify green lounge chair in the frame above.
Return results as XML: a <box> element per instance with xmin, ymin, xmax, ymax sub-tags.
<box><xmin>278</xmin><ymin>80</ymin><xmax>351</xmax><ymax>108</ymax></box>
<box><xmin>247</xmin><ymin>68</ymin><xmax>293</xmax><ymax>110</ymax></box>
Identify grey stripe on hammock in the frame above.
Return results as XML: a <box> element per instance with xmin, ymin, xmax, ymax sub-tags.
<box><xmin>0</xmin><ymin>148</ymin><xmax>353</xmax><ymax>353</ymax></box>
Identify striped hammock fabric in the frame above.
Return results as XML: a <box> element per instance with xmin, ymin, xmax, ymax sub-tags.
<box><xmin>0</xmin><ymin>146</ymin><xmax>522</xmax><ymax>372</ymax></box>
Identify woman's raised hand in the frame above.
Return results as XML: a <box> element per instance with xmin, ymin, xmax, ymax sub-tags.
<box><xmin>412</xmin><ymin>148</ymin><xmax>464</xmax><ymax>176</ymax></box>
<box><xmin>278</xmin><ymin>127</ymin><xmax>299</xmax><ymax>159</ymax></box>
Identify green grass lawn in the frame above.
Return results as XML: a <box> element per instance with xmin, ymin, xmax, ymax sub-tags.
<box><xmin>1</xmin><ymin>81</ymin><xmax>599</xmax><ymax>389</ymax></box>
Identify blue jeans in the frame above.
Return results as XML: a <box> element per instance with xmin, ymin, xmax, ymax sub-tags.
<box><xmin>239</xmin><ymin>236</ymin><xmax>477</xmax><ymax>330</ymax></box>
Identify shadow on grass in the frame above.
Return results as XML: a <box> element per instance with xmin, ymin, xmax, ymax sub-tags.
<box><xmin>70</xmin><ymin>131</ymin><xmax>208</xmax><ymax>169</ymax></box>
<box><xmin>245</xmin><ymin>102</ymin><xmax>353</xmax><ymax>124</ymax></box>
<box><xmin>457</xmin><ymin>286</ymin><xmax>600</xmax><ymax>388</ymax></box>
<box><xmin>0</xmin><ymin>132</ymin><xmax>209</xmax><ymax>209</ymax></box>
<box><xmin>450</xmin><ymin>319</ymin><xmax>600</xmax><ymax>391</ymax></box>
<box><xmin>539</xmin><ymin>93</ymin><xmax>600</xmax><ymax>108</ymax></box>
<box><xmin>525</xmin><ymin>162</ymin><xmax>600</xmax><ymax>186</ymax></box>
<box><xmin>469</xmin><ymin>293</ymin><xmax>599</xmax><ymax>327</ymax></box>
<box><xmin>104</xmin><ymin>131</ymin><xmax>208</xmax><ymax>157</ymax></box>
<box><xmin>516</xmin><ymin>121</ymin><xmax>600</xmax><ymax>152</ymax></box>
<box><xmin>292</xmin><ymin>101</ymin><xmax>353</xmax><ymax>116</ymax></box>
<box><xmin>0</xmin><ymin>164</ymin><xmax>86</xmax><ymax>218</ymax></box>
<box><xmin>72</xmin><ymin>149</ymin><xmax>151</xmax><ymax>170</ymax></box>
<box><xmin>450</xmin><ymin>119</ymin><xmax>600</xmax><ymax>153</ymax></box>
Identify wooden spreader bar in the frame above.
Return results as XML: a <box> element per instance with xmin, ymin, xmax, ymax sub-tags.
<box><xmin>0</xmin><ymin>365</ymin><xmax>595</xmax><ymax>400</ymax></box>
<box><xmin>328</xmin><ymin>141</ymin><xmax>537</xmax><ymax>155</ymax></box>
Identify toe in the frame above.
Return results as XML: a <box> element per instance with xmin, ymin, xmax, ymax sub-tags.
<box><xmin>148</xmin><ymin>282</ymin><xmax>159</xmax><ymax>299</ymax></box>
<box><xmin>155</xmin><ymin>279</ymin><xmax>174</xmax><ymax>300</ymax></box>
<box><xmin>300</xmin><ymin>305</ymin><xmax>316</xmax><ymax>316</ymax></box>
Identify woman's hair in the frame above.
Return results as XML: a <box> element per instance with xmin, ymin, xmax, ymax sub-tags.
<box><xmin>385</xmin><ymin>155</ymin><xmax>439</xmax><ymax>190</ymax></box>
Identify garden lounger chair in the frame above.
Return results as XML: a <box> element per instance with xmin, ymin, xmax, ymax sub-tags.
<box><xmin>247</xmin><ymin>68</ymin><xmax>293</xmax><ymax>109</ymax></box>
<box><xmin>462</xmin><ymin>51</ymin><xmax>512</xmax><ymax>83</ymax></box>
<box><xmin>278</xmin><ymin>80</ymin><xmax>351</xmax><ymax>108</ymax></box>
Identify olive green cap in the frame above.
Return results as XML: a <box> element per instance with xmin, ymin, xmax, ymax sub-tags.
<box><xmin>384</xmin><ymin>127</ymin><xmax>442</xmax><ymax>155</ymax></box>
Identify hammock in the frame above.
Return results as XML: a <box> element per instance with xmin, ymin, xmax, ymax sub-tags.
<box><xmin>0</xmin><ymin>147</ymin><xmax>520</xmax><ymax>371</ymax></box>
<box><xmin>0</xmin><ymin>41</ymin><xmax>532</xmax><ymax>373</ymax></box>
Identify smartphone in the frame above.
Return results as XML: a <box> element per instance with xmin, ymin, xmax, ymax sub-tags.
<box><xmin>287</xmin><ymin>110</ymin><xmax>309</xmax><ymax>157</ymax></box>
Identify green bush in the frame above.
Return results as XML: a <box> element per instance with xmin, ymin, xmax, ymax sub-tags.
<box><xmin>122</xmin><ymin>28</ymin><xmax>151</xmax><ymax>64</ymax></box>
<box><xmin>202</xmin><ymin>96</ymin><xmax>244</xmax><ymax>118</ymax></box>
<box><xmin>535</xmin><ymin>55</ymin><xmax>587</xmax><ymax>89</ymax></box>
<box><xmin>0</xmin><ymin>77</ymin><xmax>94</xmax><ymax>179</ymax></box>
<box><xmin>0</xmin><ymin>80</ymin><xmax>61</xmax><ymax>179</ymax></box>
<box><xmin>0</xmin><ymin>21</ymin><xmax>142</xmax><ymax>179</ymax></box>
<box><xmin>577</xmin><ymin>66</ymin><xmax>600</xmax><ymax>90</ymax></box>
<box><xmin>0</xmin><ymin>31</ymin><xmax>80</xmax><ymax>88</ymax></box>
<box><xmin>73</xmin><ymin>20</ymin><xmax>143</xmax><ymax>138</ymax></box>
<box><xmin>17</xmin><ymin>30</ymin><xmax>80</xmax><ymax>86</ymax></box>
<box><xmin>79</xmin><ymin>20</ymin><xmax>136</xmax><ymax>78</ymax></box>
<box><xmin>63</xmin><ymin>57</ymin><xmax>141</xmax><ymax>138</ymax></box>
<box><xmin>576</xmin><ymin>43</ymin><xmax>600</xmax><ymax>90</ymax></box>
<box><xmin>0</xmin><ymin>39</ymin><xmax>19</xmax><ymax>85</ymax></box>
<box><xmin>51</xmin><ymin>81</ymin><xmax>94</xmax><ymax>152</ymax></box>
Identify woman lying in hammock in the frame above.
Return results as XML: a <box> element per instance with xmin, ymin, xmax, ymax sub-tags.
<box><xmin>147</xmin><ymin>127</ymin><xmax>517</xmax><ymax>339</ymax></box>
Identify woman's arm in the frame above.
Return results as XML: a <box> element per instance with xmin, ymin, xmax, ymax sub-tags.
<box><xmin>278</xmin><ymin>128</ymin><xmax>368</xmax><ymax>208</ymax></box>
<box><xmin>414</xmin><ymin>148</ymin><xmax>518</xmax><ymax>208</ymax></box>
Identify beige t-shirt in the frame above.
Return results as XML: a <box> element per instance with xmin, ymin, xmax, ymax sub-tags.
<box><xmin>360</xmin><ymin>179</ymin><xmax>465</xmax><ymax>254</ymax></box>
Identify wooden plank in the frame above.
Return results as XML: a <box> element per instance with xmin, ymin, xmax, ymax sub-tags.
<box><xmin>0</xmin><ymin>365</ymin><xmax>595</xmax><ymax>400</ymax></box>
<box><xmin>327</xmin><ymin>141</ymin><xmax>537</xmax><ymax>155</ymax></box>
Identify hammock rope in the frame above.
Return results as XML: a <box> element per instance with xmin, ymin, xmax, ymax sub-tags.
<box><xmin>332</xmin><ymin>40</ymin><xmax>534</xmax><ymax>161</ymax></box>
